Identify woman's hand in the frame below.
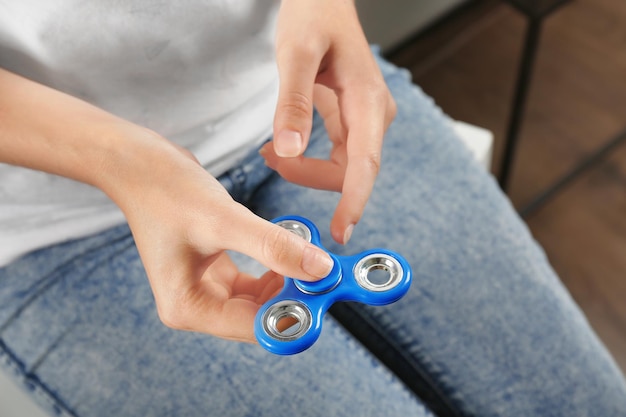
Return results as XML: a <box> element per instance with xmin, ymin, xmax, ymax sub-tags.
<box><xmin>0</xmin><ymin>68</ymin><xmax>334</xmax><ymax>343</ymax></box>
<box><xmin>105</xmin><ymin>138</ymin><xmax>335</xmax><ymax>343</ymax></box>
<box><xmin>261</xmin><ymin>0</ymin><xmax>397</xmax><ymax>245</ymax></box>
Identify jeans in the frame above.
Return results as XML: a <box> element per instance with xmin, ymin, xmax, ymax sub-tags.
<box><xmin>1</xmin><ymin>54</ymin><xmax>625</xmax><ymax>417</ymax></box>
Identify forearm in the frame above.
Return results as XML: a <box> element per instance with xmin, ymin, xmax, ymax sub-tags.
<box><xmin>0</xmin><ymin>67</ymin><xmax>177</xmax><ymax>204</ymax></box>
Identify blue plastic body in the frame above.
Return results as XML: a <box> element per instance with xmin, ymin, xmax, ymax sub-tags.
<box><xmin>254</xmin><ymin>215</ymin><xmax>412</xmax><ymax>355</ymax></box>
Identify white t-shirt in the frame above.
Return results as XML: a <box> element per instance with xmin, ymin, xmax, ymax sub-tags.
<box><xmin>0</xmin><ymin>0</ymin><xmax>280</xmax><ymax>266</ymax></box>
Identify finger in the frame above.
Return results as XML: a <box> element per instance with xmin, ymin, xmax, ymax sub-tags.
<box><xmin>254</xmin><ymin>269</ymin><xmax>287</xmax><ymax>304</ymax></box>
<box><xmin>273</xmin><ymin>42</ymin><xmax>324</xmax><ymax>157</ymax></box>
<box><xmin>201</xmin><ymin>295</ymin><xmax>260</xmax><ymax>343</ymax></box>
<box><xmin>197</xmin><ymin>269</ymin><xmax>283</xmax><ymax>342</ymax></box>
<box><xmin>226</xmin><ymin>264</ymin><xmax>285</xmax><ymax>305</ymax></box>
<box><xmin>152</xmin><ymin>252</ymin><xmax>262</xmax><ymax>343</ymax></box>
<box><xmin>192</xmin><ymin>293</ymin><xmax>262</xmax><ymax>343</ymax></box>
<box><xmin>260</xmin><ymin>142</ymin><xmax>344</xmax><ymax>191</ymax></box>
<box><xmin>263</xmin><ymin>84</ymin><xmax>348</xmax><ymax>190</ymax></box>
<box><xmin>314</xmin><ymin>84</ymin><xmax>346</xmax><ymax>145</ymax></box>
<box><xmin>200</xmin><ymin>265</ymin><xmax>284</xmax><ymax>341</ymax></box>
<box><xmin>220</xmin><ymin>205</ymin><xmax>334</xmax><ymax>282</ymax></box>
<box><xmin>330</xmin><ymin>88</ymin><xmax>390</xmax><ymax>244</ymax></box>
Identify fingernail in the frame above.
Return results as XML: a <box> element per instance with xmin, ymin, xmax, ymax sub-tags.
<box><xmin>343</xmin><ymin>224</ymin><xmax>354</xmax><ymax>244</ymax></box>
<box><xmin>274</xmin><ymin>130</ymin><xmax>303</xmax><ymax>157</ymax></box>
<box><xmin>302</xmin><ymin>246</ymin><xmax>334</xmax><ymax>278</ymax></box>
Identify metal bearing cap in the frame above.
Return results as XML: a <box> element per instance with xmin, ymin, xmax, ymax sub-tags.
<box><xmin>275</xmin><ymin>218</ymin><xmax>343</xmax><ymax>294</ymax></box>
<box><xmin>261</xmin><ymin>300</ymin><xmax>312</xmax><ymax>342</ymax></box>
<box><xmin>274</xmin><ymin>219</ymin><xmax>312</xmax><ymax>242</ymax></box>
<box><xmin>354</xmin><ymin>253</ymin><xmax>404</xmax><ymax>293</ymax></box>
<box><xmin>254</xmin><ymin>215</ymin><xmax>412</xmax><ymax>355</ymax></box>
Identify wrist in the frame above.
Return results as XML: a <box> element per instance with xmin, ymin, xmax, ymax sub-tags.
<box><xmin>0</xmin><ymin>68</ymin><xmax>181</xmax><ymax>200</ymax></box>
<box><xmin>91</xmin><ymin>123</ymin><xmax>190</xmax><ymax>211</ymax></box>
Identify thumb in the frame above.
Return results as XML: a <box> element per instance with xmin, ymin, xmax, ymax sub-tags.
<box><xmin>273</xmin><ymin>45</ymin><xmax>321</xmax><ymax>157</ymax></box>
<box><xmin>224</xmin><ymin>208</ymin><xmax>334</xmax><ymax>281</ymax></box>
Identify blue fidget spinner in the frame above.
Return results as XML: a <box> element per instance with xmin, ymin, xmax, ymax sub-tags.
<box><xmin>254</xmin><ymin>215</ymin><xmax>412</xmax><ymax>355</ymax></box>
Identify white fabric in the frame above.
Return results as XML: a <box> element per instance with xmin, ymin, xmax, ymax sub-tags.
<box><xmin>451</xmin><ymin>121</ymin><xmax>493</xmax><ymax>171</ymax></box>
<box><xmin>0</xmin><ymin>0</ymin><xmax>280</xmax><ymax>266</ymax></box>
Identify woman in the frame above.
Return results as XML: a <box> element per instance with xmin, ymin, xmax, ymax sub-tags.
<box><xmin>1</xmin><ymin>1</ymin><xmax>624</xmax><ymax>415</ymax></box>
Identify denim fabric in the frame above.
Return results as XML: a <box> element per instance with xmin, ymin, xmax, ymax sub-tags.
<box><xmin>1</xmin><ymin>54</ymin><xmax>626</xmax><ymax>417</ymax></box>
<box><xmin>251</xmin><ymin>57</ymin><xmax>626</xmax><ymax>416</ymax></box>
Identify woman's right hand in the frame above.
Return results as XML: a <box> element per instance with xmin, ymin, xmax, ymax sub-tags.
<box><xmin>0</xmin><ymin>68</ymin><xmax>333</xmax><ymax>343</ymax></box>
<box><xmin>106</xmin><ymin>135</ymin><xmax>334</xmax><ymax>343</ymax></box>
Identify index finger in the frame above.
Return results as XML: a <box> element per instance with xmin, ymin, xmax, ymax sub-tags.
<box><xmin>330</xmin><ymin>85</ymin><xmax>392</xmax><ymax>244</ymax></box>
<box><xmin>273</xmin><ymin>41</ymin><xmax>325</xmax><ymax>157</ymax></box>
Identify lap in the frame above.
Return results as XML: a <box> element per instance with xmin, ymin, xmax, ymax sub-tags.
<box><xmin>1</xmin><ymin>55</ymin><xmax>625</xmax><ymax>417</ymax></box>
<box><xmin>250</xmin><ymin>57</ymin><xmax>626</xmax><ymax>415</ymax></box>
<box><xmin>0</xmin><ymin>224</ymin><xmax>432</xmax><ymax>417</ymax></box>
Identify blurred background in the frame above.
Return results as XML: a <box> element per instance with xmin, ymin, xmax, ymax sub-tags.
<box><xmin>356</xmin><ymin>0</ymin><xmax>626</xmax><ymax>375</ymax></box>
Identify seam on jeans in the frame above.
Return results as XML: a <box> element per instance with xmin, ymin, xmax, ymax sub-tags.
<box><xmin>29</xmin><ymin>323</ymin><xmax>77</xmax><ymax>375</ymax></box>
<box><xmin>0</xmin><ymin>338</ymin><xmax>78</xmax><ymax>417</ymax></box>
<box><xmin>330</xmin><ymin>303</ymin><xmax>469</xmax><ymax>417</ymax></box>
<box><xmin>26</xmin><ymin>238</ymin><xmax>136</xmax><ymax>376</ymax></box>
<box><xmin>0</xmin><ymin>233</ymin><xmax>136</xmax><ymax>416</ymax></box>
<box><xmin>330</xmin><ymin>316</ymin><xmax>432</xmax><ymax>410</ymax></box>
<box><xmin>0</xmin><ymin>232</ymin><xmax>133</xmax><ymax>336</ymax></box>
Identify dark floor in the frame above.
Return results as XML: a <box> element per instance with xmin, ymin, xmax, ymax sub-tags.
<box><xmin>388</xmin><ymin>0</ymin><xmax>626</xmax><ymax>374</ymax></box>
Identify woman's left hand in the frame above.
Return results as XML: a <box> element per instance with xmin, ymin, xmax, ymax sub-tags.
<box><xmin>260</xmin><ymin>0</ymin><xmax>397</xmax><ymax>245</ymax></box>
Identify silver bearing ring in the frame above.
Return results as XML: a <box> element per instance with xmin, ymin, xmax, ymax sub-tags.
<box><xmin>275</xmin><ymin>219</ymin><xmax>312</xmax><ymax>242</ymax></box>
<box><xmin>262</xmin><ymin>300</ymin><xmax>312</xmax><ymax>342</ymax></box>
<box><xmin>353</xmin><ymin>254</ymin><xmax>404</xmax><ymax>292</ymax></box>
